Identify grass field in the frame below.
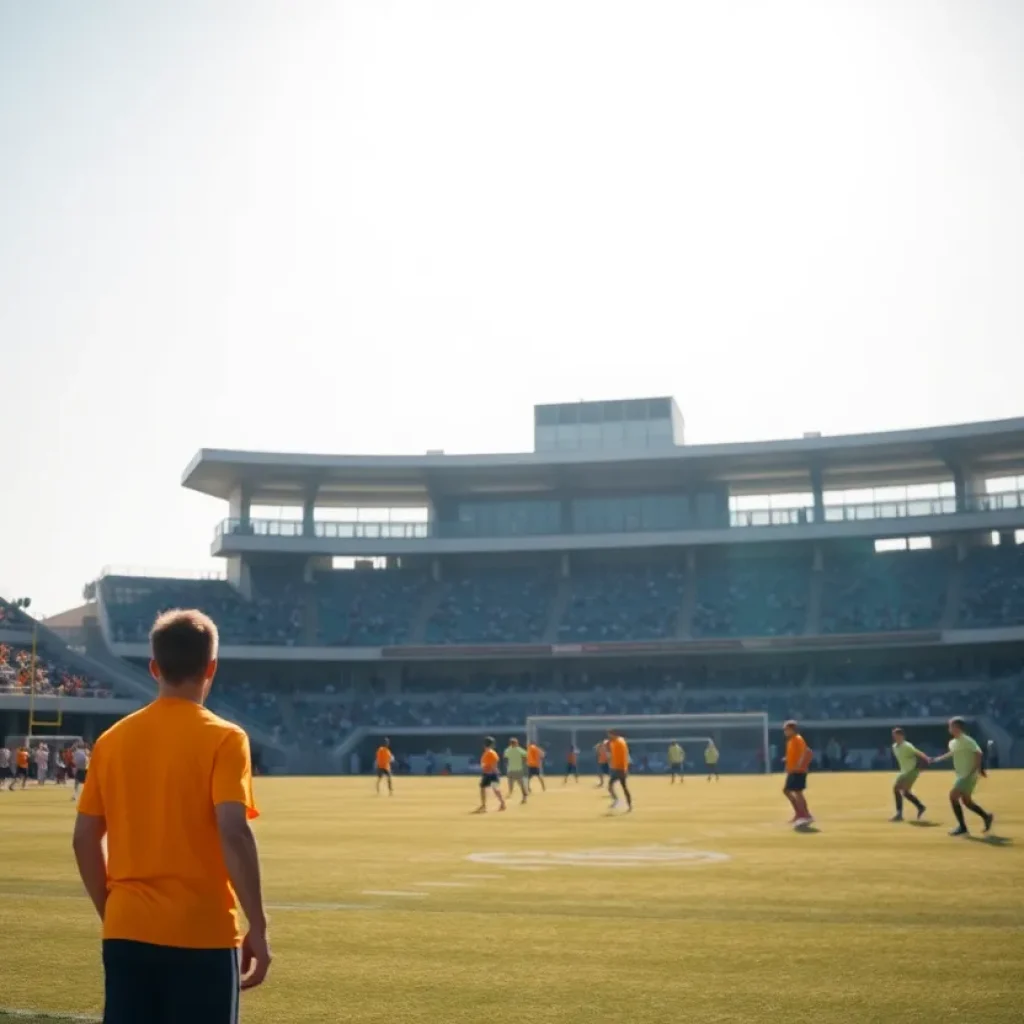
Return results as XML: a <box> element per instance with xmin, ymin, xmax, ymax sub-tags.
<box><xmin>0</xmin><ymin>771</ymin><xmax>1021</xmax><ymax>1023</ymax></box>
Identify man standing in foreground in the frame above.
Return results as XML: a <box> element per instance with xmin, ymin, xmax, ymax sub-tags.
<box><xmin>73</xmin><ymin>609</ymin><xmax>270</xmax><ymax>1022</ymax></box>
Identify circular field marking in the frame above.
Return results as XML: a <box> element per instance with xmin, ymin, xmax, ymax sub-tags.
<box><xmin>466</xmin><ymin>845</ymin><xmax>730</xmax><ymax>869</ymax></box>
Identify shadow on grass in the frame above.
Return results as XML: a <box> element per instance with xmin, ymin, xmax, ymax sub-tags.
<box><xmin>967</xmin><ymin>834</ymin><xmax>1014</xmax><ymax>847</ymax></box>
<box><xmin>794</xmin><ymin>824</ymin><xmax>821</xmax><ymax>834</ymax></box>
<box><xmin>907</xmin><ymin>820</ymin><xmax>941</xmax><ymax>828</ymax></box>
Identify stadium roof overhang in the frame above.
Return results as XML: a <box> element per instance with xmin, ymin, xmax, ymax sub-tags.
<box><xmin>181</xmin><ymin>417</ymin><xmax>1024</xmax><ymax>507</ymax></box>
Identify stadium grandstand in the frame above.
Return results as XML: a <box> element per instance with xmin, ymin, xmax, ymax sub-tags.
<box><xmin>4</xmin><ymin>396</ymin><xmax>1024</xmax><ymax>774</ymax></box>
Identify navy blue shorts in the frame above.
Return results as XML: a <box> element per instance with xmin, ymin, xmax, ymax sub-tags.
<box><xmin>610</xmin><ymin>769</ymin><xmax>628</xmax><ymax>784</ymax></box>
<box><xmin>528</xmin><ymin>766</ymin><xmax>542</xmax><ymax>778</ymax></box>
<box><xmin>480</xmin><ymin>772</ymin><xmax>500</xmax><ymax>789</ymax></box>
<box><xmin>599</xmin><ymin>763</ymin><xmax>610</xmax><ymax>775</ymax></box>
<box><xmin>565</xmin><ymin>763</ymin><xmax>577</xmax><ymax>774</ymax></box>
<box><xmin>103</xmin><ymin>939</ymin><xmax>239</xmax><ymax>1023</ymax></box>
<box><xmin>785</xmin><ymin>772</ymin><xmax>807</xmax><ymax>792</ymax></box>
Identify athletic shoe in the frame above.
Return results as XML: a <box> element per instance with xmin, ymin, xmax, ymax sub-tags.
<box><xmin>794</xmin><ymin>817</ymin><xmax>811</xmax><ymax>827</ymax></box>
<box><xmin>609</xmin><ymin>799</ymin><xmax>621</xmax><ymax>810</ymax></box>
<box><xmin>983</xmin><ymin>812</ymin><xmax>994</xmax><ymax>833</ymax></box>
<box><xmin>949</xmin><ymin>826</ymin><xmax>969</xmax><ymax>836</ymax></box>
<box><xmin>916</xmin><ymin>805</ymin><xmax>926</xmax><ymax>820</ymax></box>
<box><xmin>889</xmin><ymin>814</ymin><xmax>903</xmax><ymax>822</ymax></box>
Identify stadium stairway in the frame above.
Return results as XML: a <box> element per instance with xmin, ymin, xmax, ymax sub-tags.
<box><xmin>543</xmin><ymin>577</ymin><xmax>573</xmax><ymax>643</ymax></box>
<box><xmin>409</xmin><ymin>581</ymin><xmax>449</xmax><ymax>644</ymax></box>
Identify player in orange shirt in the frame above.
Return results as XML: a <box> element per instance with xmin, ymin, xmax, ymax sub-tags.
<box><xmin>563</xmin><ymin>745</ymin><xmax>579</xmax><ymax>785</ymax></box>
<box><xmin>526</xmin><ymin>742</ymin><xmax>546</xmax><ymax>792</ymax></box>
<box><xmin>783</xmin><ymin>720</ymin><xmax>814</xmax><ymax>826</ymax></box>
<box><xmin>375</xmin><ymin>739</ymin><xmax>395</xmax><ymax>795</ymax></box>
<box><xmin>476</xmin><ymin>737</ymin><xmax>507</xmax><ymax>813</ymax></box>
<box><xmin>594</xmin><ymin>739</ymin><xmax>611</xmax><ymax>788</ymax></box>
<box><xmin>73</xmin><ymin>609</ymin><xmax>269</xmax><ymax>1022</ymax></box>
<box><xmin>607</xmin><ymin>730</ymin><xmax>633</xmax><ymax>812</ymax></box>
<box><xmin>11</xmin><ymin>746</ymin><xmax>30</xmax><ymax>790</ymax></box>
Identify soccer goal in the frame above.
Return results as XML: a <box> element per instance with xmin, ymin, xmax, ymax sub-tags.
<box><xmin>524</xmin><ymin>713</ymin><xmax>770</xmax><ymax>775</ymax></box>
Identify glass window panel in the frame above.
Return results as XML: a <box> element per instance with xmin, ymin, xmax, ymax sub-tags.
<box><xmin>557</xmin><ymin>404</ymin><xmax>579</xmax><ymax>425</ymax></box>
<box><xmin>579</xmin><ymin>403</ymin><xmax>603</xmax><ymax>424</ymax></box>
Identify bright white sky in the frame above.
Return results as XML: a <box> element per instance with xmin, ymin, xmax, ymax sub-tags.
<box><xmin>1</xmin><ymin>0</ymin><xmax>1023</xmax><ymax>616</ymax></box>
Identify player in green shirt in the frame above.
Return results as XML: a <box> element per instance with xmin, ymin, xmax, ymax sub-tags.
<box><xmin>928</xmin><ymin>717</ymin><xmax>994</xmax><ymax>836</ymax></box>
<box><xmin>889</xmin><ymin>727</ymin><xmax>928</xmax><ymax>821</ymax></box>
<box><xmin>504</xmin><ymin>738</ymin><xmax>529</xmax><ymax>803</ymax></box>
<box><xmin>667</xmin><ymin>742</ymin><xmax>684</xmax><ymax>784</ymax></box>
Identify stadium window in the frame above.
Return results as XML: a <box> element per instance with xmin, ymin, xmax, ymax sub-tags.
<box><xmin>908</xmin><ymin>536</ymin><xmax>932</xmax><ymax>550</ymax></box>
<box><xmin>991</xmin><ymin>531</ymin><xmax>1002</xmax><ymax>546</ymax></box>
<box><xmin>874</xmin><ymin>538</ymin><xmax>907</xmax><ymax>552</ymax></box>
<box><xmin>1017</xmin><ymin>529</ymin><xmax>1024</xmax><ymax>545</ymax></box>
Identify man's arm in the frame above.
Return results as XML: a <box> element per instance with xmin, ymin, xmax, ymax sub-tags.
<box><xmin>929</xmin><ymin>751</ymin><xmax>953</xmax><ymax>765</ymax></box>
<box><xmin>72</xmin><ymin>813</ymin><xmax>108</xmax><ymax>922</ymax></box>
<box><xmin>799</xmin><ymin>745</ymin><xmax>813</xmax><ymax>772</ymax></box>
<box><xmin>216</xmin><ymin>802</ymin><xmax>267</xmax><ymax>933</ymax></box>
<box><xmin>974</xmin><ymin>750</ymin><xmax>986</xmax><ymax>777</ymax></box>
<box><xmin>216</xmin><ymin>802</ymin><xmax>271</xmax><ymax>988</ymax></box>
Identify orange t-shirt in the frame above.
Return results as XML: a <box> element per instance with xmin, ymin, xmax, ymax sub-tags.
<box><xmin>596</xmin><ymin>742</ymin><xmax>609</xmax><ymax>765</ymax></box>
<box><xmin>567</xmin><ymin>749</ymin><xmax>577</xmax><ymax>766</ymax></box>
<box><xmin>77</xmin><ymin>697</ymin><xmax>258</xmax><ymax>949</ymax></box>
<box><xmin>785</xmin><ymin>734</ymin><xmax>810</xmax><ymax>773</ymax></box>
<box><xmin>526</xmin><ymin>744</ymin><xmax>543</xmax><ymax>769</ymax></box>
<box><xmin>376</xmin><ymin>747</ymin><xmax>392</xmax><ymax>771</ymax></box>
<box><xmin>64</xmin><ymin>749</ymin><xmax>75</xmax><ymax>768</ymax></box>
<box><xmin>609</xmin><ymin>737</ymin><xmax>629</xmax><ymax>772</ymax></box>
<box><xmin>480</xmin><ymin>748</ymin><xmax>499</xmax><ymax>774</ymax></box>
<box><xmin>16</xmin><ymin>748</ymin><xmax>29</xmax><ymax>769</ymax></box>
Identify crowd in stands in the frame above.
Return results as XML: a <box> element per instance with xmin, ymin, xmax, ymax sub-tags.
<box><xmin>99</xmin><ymin>545</ymin><xmax>1024</xmax><ymax>649</ymax></box>
<box><xmin>691</xmin><ymin>560</ymin><xmax>808</xmax><ymax>637</ymax></box>
<box><xmin>427</xmin><ymin>569</ymin><xmax>551</xmax><ymax>644</ymax></box>
<box><xmin>0</xmin><ymin>643</ymin><xmax>109</xmax><ymax>697</ymax></box>
<box><xmin>959</xmin><ymin>545</ymin><xmax>1024</xmax><ymax>629</ymax></box>
<box><xmin>820</xmin><ymin>550</ymin><xmax>949</xmax><ymax>633</ymax></box>
<box><xmin>558</xmin><ymin>565</ymin><xmax>685</xmax><ymax>641</ymax></box>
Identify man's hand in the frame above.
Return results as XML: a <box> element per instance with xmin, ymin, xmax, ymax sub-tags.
<box><xmin>241</xmin><ymin>926</ymin><xmax>272</xmax><ymax>990</ymax></box>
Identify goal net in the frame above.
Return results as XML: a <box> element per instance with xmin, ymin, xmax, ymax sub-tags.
<box><xmin>525</xmin><ymin>713</ymin><xmax>770</xmax><ymax>775</ymax></box>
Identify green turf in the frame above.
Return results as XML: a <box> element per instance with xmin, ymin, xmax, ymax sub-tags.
<box><xmin>1</xmin><ymin>773</ymin><xmax>1020</xmax><ymax>1023</ymax></box>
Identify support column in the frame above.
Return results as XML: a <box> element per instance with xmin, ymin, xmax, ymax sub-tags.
<box><xmin>302</xmin><ymin>482</ymin><xmax>319</xmax><ymax>539</ymax></box>
<box><xmin>228</xmin><ymin>483</ymin><xmax>253</xmax><ymax>533</ymax></box>
<box><xmin>810</xmin><ymin>465</ymin><xmax>824</xmax><ymax>523</ymax></box>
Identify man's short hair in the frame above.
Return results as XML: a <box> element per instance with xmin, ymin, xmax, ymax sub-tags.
<box><xmin>485</xmin><ymin>736</ymin><xmax>495</xmax><ymax>747</ymax></box>
<box><xmin>949</xmin><ymin>716</ymin><xmax>967</xmax><ymax>730</ymax></box>
<box><xmin>892</xmin><ymin>727</ymin><xmax>905</xmax><ymax>737</ymax></box>
<box><xmin>784</xmin><ymin>719</ymin><xmax>798</xmax><ymax>730</ymax></box>
<box><xmin>150</xmin><ymin>609</ymin><xmax>218</xmax><ymax>684</ymax></box>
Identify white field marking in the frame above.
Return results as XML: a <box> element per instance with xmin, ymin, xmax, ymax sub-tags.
<box><xmin>414</xmin><ymin>881</ymin><xmax>476</xmax><ymax>888</ymax></box>
<box><xmin>0</xmin><ymin>1010</ymin><xmax>100</xmax><ymax>1022</ymax></box>
<box><xmin>451</xmin><ymin>873</ymin><xmax>505</xmax><ymax>880</ymax></box>
<box><xmin>467</xmin><ymin>846</ymin><xmax>731</xmax><ymax>869</ymax></box>
<box><xmin>361</xmin><ymin>890</ymin><xmax>429</xmax><ymax>898</ymax></box>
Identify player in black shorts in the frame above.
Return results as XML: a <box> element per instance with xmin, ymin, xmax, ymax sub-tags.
<box><xmin>476</xmin><ymin>737</ymin><xmax>506</xmax><ymax>813</ymax></box>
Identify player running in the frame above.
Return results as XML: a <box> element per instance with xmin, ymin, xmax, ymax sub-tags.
<box><xmin>563</xmin><ymin>744</ymin><xmax>579</xmax><ymax>784</ymax></box>
<box><xmin>668</xmin><ymin>741</ymin><xmax>684</xmax><ymax>783</ymax></box>
<box><xmin>526</xmin><ymin>741</ymin><xmax>546</xmax><ymax>792</ymax></box>
<box><xmin>782</xmin><ymin>721</ymin><xmax>813</xmax><ymax>826</ymax></box>
<box><xmin>928</xmin><ymin>717</ymin><xmax>994</xmax><ymax>837</ymax></box>
<box><xmin>594</xmin><ymin>739</ymin><xmax>611</xmax><ymax>787</ymax></box>
<box><xmin>0</xmin><ymin>745</ymin><xmax>10</xmax><ymax>790</ymax></box>
<box><xmin>375</xmin><ymin>739</ymin><xmax>394</xmax><ymax>795</ymax></box>
<box><xmin>607</xmin><ymin>730</ymin><xmax>633</xmax><ymax>812</ymax></box>
<box><xmin>477</xmin><ymin>737</ymin><xmax>506</xmax><ymax>813</ymax></box>
<box><xmin>704</xmin><ymin>740</ymin><xmax>720</xmax><ymax>781</ymax></box>
<box><xmin>504</xmin><ymin>737</ymin><xmax>529</xmax><ymax>802</ymax></box>
<box><xmin>889</xmin><ymin>727</ymin><xmax>928</xmax><ymax>821</ymax></box>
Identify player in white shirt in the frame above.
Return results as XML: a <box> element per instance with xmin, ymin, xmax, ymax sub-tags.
<box><xmin>34</xmin><ymin>743</ymin><xmax>49</xmax><ymax>785</ymax></box>
<box><xmin>72</xmin><ymin>743</ymin><xmax>90</xmax><ymax>801</ymax></box>
<box><xmin>0</xmin><ymin>746</ymin><xmax>11</xmax><ymax>789</ymax></box>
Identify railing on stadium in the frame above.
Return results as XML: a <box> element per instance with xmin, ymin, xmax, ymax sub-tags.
<box><xmin>214</xmin><ymin>488</ymin><xmax>1024</xmax><ymax>541</ymax></box>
